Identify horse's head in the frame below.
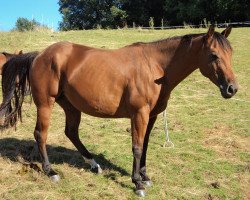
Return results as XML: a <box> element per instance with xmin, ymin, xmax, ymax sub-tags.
<box><xmin>198</xmin><ymin>25</ymin><xmax>238</xmax><ymax>99</ymax></box>
<box><xmin>0</xmin><ymin>50</ymin><xmax>23</xmax><ymax>75</ymax></box>
<box><xmin>0</xmin><ymin>54</ymin><xmax>7</xmax><ymax>74</ymax></box>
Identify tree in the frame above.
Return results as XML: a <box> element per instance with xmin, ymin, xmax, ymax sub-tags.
<box><xmin>58</xmin><ymin>0</ymin><xmax>250</xmax><ymax>30</ymax></box>
<box><xmin>15</xmin><ymin>17</ymin><xmax>41</xmax><ymax>32</ymax></box>
<box><xmin>163</xmin><ymin>0</ymin><xmax>250</xmax><ymax>26</ymax></box>
<box><xmin>59</xmin><ymin>0</ymin><xmax>127</xmax><ymax>30</ymax></box>
<box><xmin>110</xmin><ymin>5</ymin><xmax>127</xmax><ymax>27</ymax></box>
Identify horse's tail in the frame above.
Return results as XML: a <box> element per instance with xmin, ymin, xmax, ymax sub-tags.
<box><xmin>0</xmin><ymin>52</ymin><xmax>39</xmax><ymax>129</ymax></box>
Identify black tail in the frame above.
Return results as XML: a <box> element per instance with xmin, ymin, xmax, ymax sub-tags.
<box><xmin>0</xmin><ymin>51</ymin><xmax>39</xmax><ymax>129</ymax></box>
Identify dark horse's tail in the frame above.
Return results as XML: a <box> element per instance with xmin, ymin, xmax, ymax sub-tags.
<box><xmin>0</xmin><ymin>51</ymin><xmax>39</xmax><ymax>129</ymax></box>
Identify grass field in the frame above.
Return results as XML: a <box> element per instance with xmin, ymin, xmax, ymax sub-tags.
<box><xmin>0</xmin><ymin>28</ymin><xmax>249</xmax><ymax>200</ymax></box>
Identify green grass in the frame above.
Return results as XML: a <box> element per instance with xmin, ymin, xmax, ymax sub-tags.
<box><xmin>0</xmin><ymin>28</ymin><xmax>249</xmax><ymax>200</ymax></box>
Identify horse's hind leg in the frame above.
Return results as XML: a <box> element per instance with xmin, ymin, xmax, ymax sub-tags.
<box><xmin>34</xmin><ymin>101</ymin><xmax>60</xmax><ymax>181</ymax></box>
<box><xmin>56</xmin><ymin>95</ymin><xmax>102</xmax><ymax>173</ymax></box>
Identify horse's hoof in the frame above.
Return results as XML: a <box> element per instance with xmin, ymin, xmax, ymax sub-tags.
<box><xmin>91</xmin><ymin>164</ymin><xmax>102</xmax><ymax>174</ymax></box>
<box><xmin>50</xmin><ymin>174</ymin><xmax>60</xmax><ymax>182</ymax></box>
<box><xmin>143</xmin><ymin>180</ymin><xmax>153</xmax><ymax>187</ymax></box>
<box><xmin>135</xmin><ymin>189</ymin><xmax>146</xmax><ymax>197</ymax></box>
<box><xmin>97</xmin><ymin>166</ymin><xmax>103</xmax><ymax>174</ymax></box>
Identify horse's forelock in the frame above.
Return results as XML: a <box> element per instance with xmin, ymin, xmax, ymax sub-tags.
<box><xmin>212</xmin><ymin>32</ymin><xmax>232</xmax><ymax>51</ymax></box>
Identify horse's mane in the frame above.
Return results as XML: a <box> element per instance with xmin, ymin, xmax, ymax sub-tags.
<box><xmin>150</xmin><ymin>33</ymin><xmax>203</xmax><ymax>45</ymax></box>
<box><xmin>131</xmin><ymin>32</ymin><xmax>232</xmax><ymax>52</ymax></box>
<box><xmin>0</xmin><ymin>51</ymin><xmax>39</xmax><ymax>128</ymax></box>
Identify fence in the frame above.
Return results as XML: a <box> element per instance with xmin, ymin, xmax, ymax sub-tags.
<box><xmin>128</xmin><ymin>21</ymin><xmax>250</xmax><ymax>30</ymax></box>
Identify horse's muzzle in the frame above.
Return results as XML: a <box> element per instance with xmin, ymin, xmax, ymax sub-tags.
<box><xmin>220</xmin><ymin>82</ymin><xmax>238</xmax><ymax>99</ymax></box>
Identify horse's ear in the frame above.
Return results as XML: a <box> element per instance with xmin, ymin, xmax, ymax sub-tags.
<box><xmin>205</xmin><ymin>25</ymin><xmax>215</xmax><ymax>43</ymax></box>
<box><xmin>221</xmin><ymin>26</ymin><xmax>232</xmax><ymax>38</ymax></box>
<box><xmin>15</xmin><ymin>50</ymin><xmax>23</xmax><ymax>55</ymax></box>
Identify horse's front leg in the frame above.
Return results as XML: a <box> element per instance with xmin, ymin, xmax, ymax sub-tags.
<box><xmin>140</xmin><ymin>115</ymin><xmax>157</xmax><ymax>187</ymax></box>
<box><xmin>131</xmin><ymin>107</ymin><xmax>150</xmax><ymax>197</ymax></box>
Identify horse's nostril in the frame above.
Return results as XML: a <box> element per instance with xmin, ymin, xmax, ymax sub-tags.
<box><xmin>227</xmin><ymin>84</ymin><xmax>237</xmax><ymax>95</ymax></box>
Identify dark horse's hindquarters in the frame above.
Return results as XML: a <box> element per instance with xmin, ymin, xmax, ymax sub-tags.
<box><xmin>0</xmin><ymin>52</ymin><xmax>38</xmax><ymax>128</ymax></box>
<box><xmin>0</xmin><ymin>26</ymin><xmax>237</xmax><ymax>197</ymax></box>
<box><xmin>0</xmin><ymin>50</ymin><xmax>23</xmax><ymax>74</ymax></box>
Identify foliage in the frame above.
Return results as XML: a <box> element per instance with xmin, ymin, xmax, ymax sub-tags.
<box><xmin>110</xmin><ymin>5</ymin><xmax>128</xmax><ymax>28</ymax></box>
<box><xmin>58</xmin><ymin>0</ymin><xmax>250</xmax><ymax>30</ymax></box>
<box><xmin>14</xmin><ymin>17</ymin><xmax>49</xmax><ymax>32</ymax></box>
<box><xmin>59</xmin><ymin>0</ymin><xmax>127</xmax><ymax>30</ymax></box>
<box><xmin>14</xmin><ymin>18</ymin><xmax>40</xmax><ymax>32</ymax></box>
<box><xmin>163</xmin><ymin>0</ymin><xmax>250</xmax><ymax>25</ymax></box>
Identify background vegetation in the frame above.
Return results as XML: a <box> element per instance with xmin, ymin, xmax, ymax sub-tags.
<box><xmin>0</xmin><ymin>27</ymin><xmax>249</xmax><ymax>199</ymax></box>
<box><xmin>58</xmin><ymin>0</ymin><xmax>250</xmax><ymax>30</ymax></box>
<box><xmin>13</xmin><ymin>17</ymin><xmax>48</xmax><ymax>32</ymax></box>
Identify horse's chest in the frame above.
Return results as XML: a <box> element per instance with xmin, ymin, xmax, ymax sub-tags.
<box><xmin>150</xmin><ymin>89</ymin><xmax>170</xmax><ymax>116</ymax></box>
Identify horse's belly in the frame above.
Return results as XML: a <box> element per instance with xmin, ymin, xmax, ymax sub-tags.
<box><xmin>64</xmin><ymin>83</ymin><xmax>129</xmax><ymax>118</ymax></box>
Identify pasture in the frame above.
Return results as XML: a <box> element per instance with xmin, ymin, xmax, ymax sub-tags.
<box><xmin>0</xmin><ymin>28</ymin><xmax>249</xmax><ymax>199</ymax></box>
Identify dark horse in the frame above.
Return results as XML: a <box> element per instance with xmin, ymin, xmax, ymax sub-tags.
<box><xmin>0</xmin><ymin>51</ymin><xmax>39</xmax><ymax>127</ymax></box>
<box><xmin>0</xmin><ymin>50</ymin><xmax>23</xmax><ymax>74</ymax></box>
<box><xmin>0</xmin><ymin>26</ymin><xmax>238</xmax><ymax>197</ymax></box>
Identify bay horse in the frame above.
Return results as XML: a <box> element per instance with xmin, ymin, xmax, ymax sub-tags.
<box><xmin>0</xmin><ymin>50</ymin><xmax>23</xmax><ymax>74</ymax></box>
<box><xmin>0</xmin><ymin>26</ymin><xmax>238</xmax><ymax>197</ymax></box>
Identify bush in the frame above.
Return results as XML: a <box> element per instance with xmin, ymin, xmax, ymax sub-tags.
<box><xmin>14</xmin><ymin>17</ymin><xmax>48</xmax><ymax>32</ymax></box>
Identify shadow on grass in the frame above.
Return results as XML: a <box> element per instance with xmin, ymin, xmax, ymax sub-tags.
<box><xmin>0</xmin><ymin>137</ymin><xmax>132</xmax><ymax>189</ymax></box>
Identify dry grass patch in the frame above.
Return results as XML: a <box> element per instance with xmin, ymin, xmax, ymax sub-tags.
<box><xmin>204</xmin><ymin>124</ymin><xmax>250</xmax><ymax>199</ymax></box>
<box><xmin>204</xmin><ymin>124</ymin><xmax>249</xmax><ymax>162</ymax></box>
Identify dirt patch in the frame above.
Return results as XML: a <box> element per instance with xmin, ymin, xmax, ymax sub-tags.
<box><xmin>204</xmin><ymin>124</ymin><xmax>250</xmax><ymax>199</ymax></box>
<box><xmin>238</xmin><ymin>172</ymin><xmax>250</xmax><ymax>200</ymax></box>
<box><xmin>206</xmin><ymin>193</ymin><xmax>220</xmax><ymax>200</ymax></box>
<box><xmin>210</xmin><ymin>181</ymin><xmax>220</xmax><ymax>189</ymax></box>
<box><xmin>203</xmin><ymin>124</ymin><xmax>249</xmax><ymax>161</ymax></box>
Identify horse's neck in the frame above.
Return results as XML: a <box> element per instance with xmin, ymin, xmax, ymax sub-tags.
<box><xmin>155</xmin><ymin>37</ymin><xmax>202</xmax><ymax>91</ymax></box>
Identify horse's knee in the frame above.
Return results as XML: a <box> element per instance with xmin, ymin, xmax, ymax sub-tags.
<box><xmin>132</xmin><ymin>146</ymin><xmax>143</xmax><ymax>158</ymax></box>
